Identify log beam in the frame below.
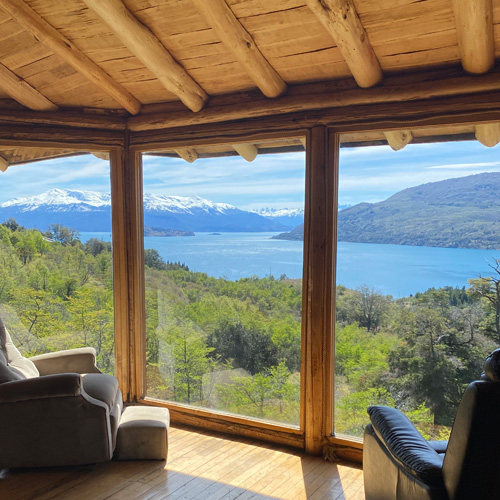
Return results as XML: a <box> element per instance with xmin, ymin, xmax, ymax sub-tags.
<box><xmin>0</xmin><ymin>62</ymin><xmax>58</xmax><ymax>111</ymax></box>
<box><xmin>0</xmin><ymin>0</ymin><xmax>141</xmax><ymax>115</ymax></box>
<box><xmin>83</xmin><ymin>0</ymin><xmax>207</xmax><ymax>113</ymax></box>
<box><xmin>306</xmin><ymin>0</ymin><xmax>382</xmax><ymax>88</ymax></box>
<box><xmin>232</xmin><ymin>143</ymin><xmax>258</xmax><ymax>162</ymax></box>
<box><xmin>0</xmin><ymin>155</ymin><xmax>9</xmax><ymax>172</ymax></box>
<box><xmin>128</xmin><ymin>67</ymin><xmax>500</xmax><ymax>132</ymax></box>
<box><xmin>174</xmin><ymin>149</ymin><xmax>198</xmax><ymax>163</ymax></box>
<box><xmin>475</xmin><ymin>123</ymin><xmax>500</xmax><ymax>147</ymax></box>
<box><xmin>384</xmin><ymin>130</ymin><xmax>413</xmax><ymax>151</ymax></box>
<box><xmin>451</xmin><ymin>0</ymin><xmax>494</xmax><ymax>74</ymax></box>
<box><xmin>192</xmin><ymin>0</ymin><xmax>286</xmax><ymax>98</ymax></box>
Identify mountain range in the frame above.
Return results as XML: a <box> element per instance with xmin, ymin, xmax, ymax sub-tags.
<box><xmin>0</xmin><ymin>189</ymin><xmax>290</xmax><ymax>233</ymax></box>
<box><xmin>273</xmin><ymin>172</ymin><xmax>500</xmax><ymax>250</ymax></box>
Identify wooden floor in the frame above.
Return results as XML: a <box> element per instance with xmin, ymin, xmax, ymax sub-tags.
<box><xmin>0</xmin><ymin>425</ymin><xmax>364</xmax><ymax>500</ymax></box>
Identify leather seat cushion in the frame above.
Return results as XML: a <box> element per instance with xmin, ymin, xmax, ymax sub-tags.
<box><xmin>82</xmin><ymin>373</ymin><xmax>119</xmax><ymax>410</ymax></box>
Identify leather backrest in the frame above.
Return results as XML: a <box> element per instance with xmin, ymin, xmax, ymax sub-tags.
<box><xmin>442</xmin><ymin>380</ymin><xmax>500</xmax><ymax>500</ymax></box>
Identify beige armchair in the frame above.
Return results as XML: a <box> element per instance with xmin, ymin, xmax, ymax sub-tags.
<box><xmin>0</xmin><ymin>317</ymin><xmax>123</xmax><ymax>468</ymax></box>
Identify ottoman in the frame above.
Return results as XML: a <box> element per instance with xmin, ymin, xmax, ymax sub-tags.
<box><xmin>114</xmin><ymin>406</ymin><xmax>170</xmax><ymax>460</ymax></box>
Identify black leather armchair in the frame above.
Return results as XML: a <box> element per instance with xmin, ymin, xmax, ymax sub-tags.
<box><xmin>363</xmin><ymin>349</ymin><xmax>500</xmax><ymax>500</ymax></box>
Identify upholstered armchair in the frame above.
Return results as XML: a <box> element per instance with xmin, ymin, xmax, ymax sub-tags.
<box><xmin>0</xmin><ymin>317</ymin><xmax>123</xmax><ymax>468</ymax></box>
<box><xmin>363</xmin><ymin>349</ymin><xmax>500</xmax><ymax>500</ymax></box>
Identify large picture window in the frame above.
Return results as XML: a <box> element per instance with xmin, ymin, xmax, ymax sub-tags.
<box><xmin>334</xmin><ymin>130</ymin><xmax>500</xmax><ymax>440</ymax></box>
<box><xmin>0</xmin><ymin>154</ymin><xmax>115</xmax><ymax>374</ymax></box>
<box><xmin>142</xmin><ymin>140</ymin><xmax>305</xmax><ymax>425</ymax></box>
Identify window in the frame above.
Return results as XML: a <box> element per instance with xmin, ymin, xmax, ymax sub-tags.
<box><xmin>334</xmin><ymin>130</ymin><xmax>500</xmax><ymax>440</ymax></box>
<box><xmin>142</xmin><ymin>139</ymin><xmax>305</xmax><ymax>425</ymax></box>
<box><xmin>0</xmin><ymin>154</ymin><xmax>115</xmax><ymax>374</ymax></box>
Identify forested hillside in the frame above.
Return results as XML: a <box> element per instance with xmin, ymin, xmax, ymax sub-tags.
<box><xmin>274</xmin><ymin>172</ymin><xmax>500</xmax><ymax>249</ymax></box>
<box><xmin>0</xmin><ymin>218</ymin><xmax>499</xmax><ymax>435</ymax></box>
<box><xmin>338</xmin><ymin>172</ymin><xmax>500</xmax><ymax>249</ymax></box>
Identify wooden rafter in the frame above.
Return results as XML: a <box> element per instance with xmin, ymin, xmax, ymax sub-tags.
<box><xmin>0</xmin><ymin>0</ymin><xmax>141</xmax><ymax>115</ymax></box>
<box><xmin>92</xmin><ymin>152</ymin><xmax>110</xmax><ymax>161</ymax></box>
<box><xmin>451</xmin><ymin>0</ymin><xmax>494</xmax><ymax>74</ymax></box>
<box><xmin>174</xmin><ymin>149</ymin><xmax>198</xmax><ymax>163</ymax></box>
<box><xmin>475</xmin><ymin>123</ymin><xmax>500</xmax><ymax>147</ymax></box>
<box><xmin>0</xmin><ymin>62</ymin><xmax>57</xmax><ymax>111</ymax></box>
<box><xmin>83</xmin><ymin>0</ymin><xmax>208</xmax><ymax>113</ymax></box>
<box><xmin>192</xmin><ymin>0</ymin><xmax>287</xmax><ymax>98</ymax></box>
<box><xmin>384</xmin><ymin>130</ymin><xmax>413</xmax><ymax>151</ymax></box>
<box><xmin>306</xmin><ymin>0</ymin><xmax>382</xmax><ymax>88</ymax></box>
<box><xmin>232</xmin><ymin>143</ymin><xmax>258</xmax><ymax>162</ymax></box>
<box><xmin>0</xmin><ymin>155</ymin><xmax>9</xmax><ymax>172</ymax></box>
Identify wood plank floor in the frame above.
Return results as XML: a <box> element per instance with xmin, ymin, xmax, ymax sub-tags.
<box><xmin>0</xmin><ymin>425</ymin><xmax>364</xmax><ymax>500</ymax></box>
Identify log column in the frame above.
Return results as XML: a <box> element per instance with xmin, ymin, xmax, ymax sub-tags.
<box><xmin>110</xmin><ymin>136</ymin><xmax>145</xmax><ymax>401</ymax></box>
<box><xmin>302</xmin><ymin>126</ymin><xmax>336</xmax><ymax>454</ymax></box>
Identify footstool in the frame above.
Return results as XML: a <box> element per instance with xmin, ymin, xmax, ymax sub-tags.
<box><xmin>114</xmin><ymin>406</ymin><xmax>170</xmax><ymax>460</ymax></box>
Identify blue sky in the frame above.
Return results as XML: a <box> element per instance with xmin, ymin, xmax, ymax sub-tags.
<box><xmin>0</xmin><ymin>140</ymin><xmax>499</xmax><ymax>210</ymax></box>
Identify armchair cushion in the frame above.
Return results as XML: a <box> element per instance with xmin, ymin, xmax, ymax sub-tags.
<box><xmin>30</xmin><ymin>347</ymin><xmax>100</xmax><ymax>375</ymax></box>
<box><xmin>82</xmin><ymin>373</ymin><xmax>119</xmax><ymax>410</ymax></box>
<box><xmin>368</xmin><ymin>405</ymin><xmax>444</xmax><ymax>486</ymax></box>
<box><xmin>0</xmin><ymin>316</ymin><xmax>39</xmax><ymax>380</ymax></box>
<box><xmin>0</xmin><ymin>373</ymin><xmax>82</xmax><ymax>403</ymax></box>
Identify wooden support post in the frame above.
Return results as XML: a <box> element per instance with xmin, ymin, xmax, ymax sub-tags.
<box><xmin>384</xmin><ymin>130</ymin><xmax>413</xmax><ymax>151</ymax></box>
<box><xmin>475</xmin><ymin>123</ymin><xmax>500</xmax><ymax>147</ymax></box>
<box><xmin>109</xmin><ymin>140</ymin><xmax>145</xmax><ymax>402</ymax></box>
<box><xmin>302</xmin><ymin>126</ymin><xmax>335</xmax><ymax>454</ymax></box>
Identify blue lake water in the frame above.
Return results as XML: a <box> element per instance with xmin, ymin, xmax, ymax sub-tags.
<box><xmin>80</xmin><ymin>232</ymin><xmax>500</xmax><ymax>298</ymax></box>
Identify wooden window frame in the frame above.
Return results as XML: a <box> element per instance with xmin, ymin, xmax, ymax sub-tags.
<box><xmin>1</xmin><ymin>91</ymin><xmax>500</xmax><ymax>462</ymax></box>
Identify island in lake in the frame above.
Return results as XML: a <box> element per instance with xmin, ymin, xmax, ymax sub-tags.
<box><xmin>144</xmin><ymin>226</ymin><xmax>194</xmax><ymax>237</ymax></box>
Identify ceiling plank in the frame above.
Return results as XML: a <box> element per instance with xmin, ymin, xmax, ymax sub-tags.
<box><xmin>174</xmin><ymin>149</ymin><xmax>198</xmax><ymax>163</ymax></box>
<box><xmin>451</xmin><ymin>0</ymin><xmax>494</xmax><ymax>74</ymax></box>
<box><xmin>305</xmin><ymin>0</ymin><xmax>382</xmax><ymax>88</ymax></box>
<box><xmin>83</xmin><ymin>0</ymin><xmax>208</xmax><ymax>113</ymax></box>
<box><xmin>0</xmin><ymin>62</ymin><xmax>58</xmax><ymax>111</ymax></box>
<box><xmin>384</xmin><ymin>130</ymin><xmax>413</xmax><ymax>151</ymax></box>
<box><xmin>232</xmin><ymin>143</ymin><xmax>258</xmax><ymax>162</ymax></box>
<box><xmin>192</xmin><ymin>0</ymin><xmax>287</xmax><ymax>98</ymax></box>
<box><xmin>0</xmin><ymin>0</ymin><xmax>142</xmax><ymax>115</ymax></box>
<box><xmin>0</xmin><ymin>155</ymin><xmax>9</xmax><ymax>172</ymax></box>
<box><xmin>475</xmin><ymin>123</ymin><xmax>500</xmax><ymax>147</ymax></box>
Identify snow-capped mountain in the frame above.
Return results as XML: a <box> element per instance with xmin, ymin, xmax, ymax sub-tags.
<box><xmin>0</xmin><ymin>189</ymin><xmax>288</xmax><ymax>233</ymax></box>
<box><xmin>251</xmin><ymin>207</ymin><xmax>304</xmax><ymax>229</ymax></box>
<box><xmin>2</xmin><ymin>189</ymin><xmax>111</xmax><ymax>211</ymax></box>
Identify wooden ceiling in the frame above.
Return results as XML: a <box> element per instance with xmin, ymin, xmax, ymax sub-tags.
<box><xmin>0</xmin><ymin>0</ymin><xmax>499</xmax><ymax>166</ymax></box>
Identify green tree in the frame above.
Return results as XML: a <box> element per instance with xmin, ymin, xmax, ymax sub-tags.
<box><xmin>467</xmin><ymin>258</ymin><xmax>500</xmax><ymax>344</ymax></box>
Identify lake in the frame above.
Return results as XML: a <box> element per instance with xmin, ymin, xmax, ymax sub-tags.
<box><xmin>80</xmin><ymin>232</ymin><xmax>500</xmax><ymax>298</ymax></box>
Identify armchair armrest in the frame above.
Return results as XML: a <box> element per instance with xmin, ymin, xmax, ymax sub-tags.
<box><xmin>368</xmin><ymin>405</ymin><xmax>444</xmax><ymax>486</ymax></box>
<box><xmin>0</xmin><ymin>373</ymin><xmax>82</xmax><ymax>403</ymax></box>
<box><xmin>30</xmin><ymin>347</ymin><xmax>100</xmax><ymax>375</ymax></box>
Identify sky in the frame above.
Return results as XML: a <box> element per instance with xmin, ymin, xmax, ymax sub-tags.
<box><xmin>0</xmin><ymin>139</ymin><xmax>499</xmax><ymax>210</ymax></box>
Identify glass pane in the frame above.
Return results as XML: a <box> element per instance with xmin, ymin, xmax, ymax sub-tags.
<box><xmin>335</xmin><ymin>130</ymin><xmax>500</xmax><ymax>439</ymax></box>
<box><xmin>0</xmin><ymin>154</ymin><xmax>115</xmax><ymax>374</ymax></box>
<box><xmin>143</xmin><ymin>141</ymin><xmax>305</xmax><ymax>425</ymax></box>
